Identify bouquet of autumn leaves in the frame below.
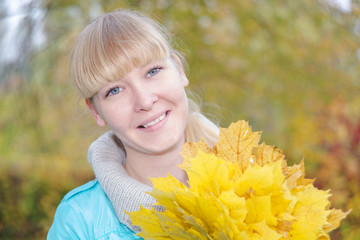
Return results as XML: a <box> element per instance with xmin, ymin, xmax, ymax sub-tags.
<box><xmin>128</xmin><ymin>121</ymin><xmax>350</xmax><ymax>239</ymax></box>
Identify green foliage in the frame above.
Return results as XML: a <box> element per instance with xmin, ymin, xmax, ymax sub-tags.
<box><xmin>1</xmin><ymin>0</ymin><xmax>359</xmax><ymax>238</ymax></box>
<box><xmin>0</xmin><ymin>167</ymin><xmax>93</xmax><ymax>239</ymax></box>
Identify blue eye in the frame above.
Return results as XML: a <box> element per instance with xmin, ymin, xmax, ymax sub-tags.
<box><xmin>146</xmin><ymin>66</ymin><xmax>162</xmax><ymax>77</ymax></box>
<box><xmin>106</xmin><ymin>87</ymin><xmax>122</xmax><ymax>97</ymax></box>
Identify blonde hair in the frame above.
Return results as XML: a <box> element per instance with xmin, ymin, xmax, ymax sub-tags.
<box><xmin>70</xmin><ymin>10</ymin><xmax>219</xmax><ymax>146</ymax></box>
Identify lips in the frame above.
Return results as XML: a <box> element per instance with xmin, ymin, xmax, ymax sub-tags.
<box><xmin>138</xmin><ymin>111</ymin><xmax>169</xmax><ymax>129</ymax></box>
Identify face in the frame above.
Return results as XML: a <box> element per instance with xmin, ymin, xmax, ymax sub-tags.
<box><xmin>87</xmin><ymin>56</ymin><xmax>189</xmax><ymax>156</ymax></box>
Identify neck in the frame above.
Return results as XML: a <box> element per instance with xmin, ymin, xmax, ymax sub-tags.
<box><xmin>124</xmin><ymin>142</ymin><xmax>187</xmax><ymax>187</ymax></box>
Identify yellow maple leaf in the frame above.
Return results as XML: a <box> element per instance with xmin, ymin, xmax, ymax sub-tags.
<box><xmin>218</xmin><ymin>189</ymin><xmax>247</xmax><ymax>223</ymax></box>
<box><xmin>128</xmin><ymin>120</ymin><xmax>350</xmax><ymax>239</ymax></box>
<box><xmin>181</xmin><ymin>139</ymin><xmax>211</xmax><ymax>170</ymax></box>
<box><xmin>253</xmin><ymin>143</ymin><xmax>287</xmax><ymax>172</ymax></box>
<box><xmin>247</xmin><ymin>221</ymin><xmax>282</xmax><ymax>240</ymax></box>
<box><xmin>324</xmin><ymin>208</ymin><xmax>351</xmax><ymax>233</ymax></box>
<box><xmin>186</xmin><ymin>151</ymin><xmax>238</xmax><ymax>196</ymax></box>
<box><xmin>214</xmin><ymin>121</ymin><xmax>261</xmax><ymax>171</ymax></box>
<box><xmin>245</xmin><ymin>194</ymin><xmax>278</xmax><ymax>226</ymax></box>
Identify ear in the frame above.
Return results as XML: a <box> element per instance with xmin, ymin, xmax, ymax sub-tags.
<box><xmin>172</xmin><ymin>54</ymin><xmax>189</xmax><ymax>87</ymax></box>
<box><xmin>85</xmin><ymin>99</ymin><xmax>106</xmax><ymax>127</ymax></box>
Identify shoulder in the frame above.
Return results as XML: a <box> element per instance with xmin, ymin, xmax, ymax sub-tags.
<box><xmin>48</xmin><ymin>180</ymin><xmax>142</xmax><ymax>240</ymax></box>
<box><xmin>61</xmin><ymin>179</ymin><xmax>103</xmax><ymax>203</ymax></box>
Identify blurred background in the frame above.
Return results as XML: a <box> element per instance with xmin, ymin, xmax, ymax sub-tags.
<box><xmin>0</xmin><ymin>0</ymin><xmax>359</xmax><ymax>239</ymax></box>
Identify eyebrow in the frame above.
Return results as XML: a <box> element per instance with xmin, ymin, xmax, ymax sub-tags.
<box><xmin>140</xmin><ymin>58</ymin><xmax>168</xmax><ymax>68</ymax></box>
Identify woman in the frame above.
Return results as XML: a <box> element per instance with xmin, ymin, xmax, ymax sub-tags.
<box><xmin>47</xmin><ymin>10</ymin><xmax>219</xmax><ymax>239</ymax></box>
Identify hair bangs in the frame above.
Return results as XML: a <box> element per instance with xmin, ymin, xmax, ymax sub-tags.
<box><xmin>71</xmin><ymin>10</ymin><xmax>172</xmax><ymax>99</ymax></box>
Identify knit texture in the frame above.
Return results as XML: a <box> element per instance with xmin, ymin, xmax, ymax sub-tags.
<box><xmin>87</xmin><ymin>131</ymin><xmax>155</xmax><ymax>233</ymax></box>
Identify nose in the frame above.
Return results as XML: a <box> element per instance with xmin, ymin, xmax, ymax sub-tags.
<box><xmin>133</xmin><ymin>86</ymin><xmax>158</xmax><ymax>112</ymax></box>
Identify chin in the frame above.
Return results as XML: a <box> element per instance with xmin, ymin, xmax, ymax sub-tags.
<box><xmin>146</xmin><ymin>133</ymin><xmax>185</xmax><ymax>154</ymax></box>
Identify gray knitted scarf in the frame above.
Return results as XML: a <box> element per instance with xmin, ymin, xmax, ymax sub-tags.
<box><xmin>87</xmin><ymin>131</ymin><xmax>155</xmax><ymax>233</ymax></box>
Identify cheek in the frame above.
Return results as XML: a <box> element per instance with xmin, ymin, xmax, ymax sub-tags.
<box><xmin>166</xmin><ymin>86</ymin><xmax>188</xmax><ymax>107</ymax></box>
<box><xmin>163</xmin><ymin>76</ymin><xmax>188</xmax><ymax>102</ymax></box>
<box><xmin>171</xmin><ymin>88</ymin><xmax>189</xmax><ymax>118</ymax></box>
<box><xmin>99</xmin><ymin>103</ymin><xmax>131</xmax><ymax>128</ymax></box>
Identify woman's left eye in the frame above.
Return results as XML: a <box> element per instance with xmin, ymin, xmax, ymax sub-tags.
<box><xmin>146</xmin><ymin>66</ymin><xmax>162</xmax><ymax>77</ymax></box>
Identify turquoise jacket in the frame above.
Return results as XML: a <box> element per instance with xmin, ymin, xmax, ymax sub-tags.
<box><xmin>47</xmin><ymin>180</ymin><xmax>143</xmax><ymax>240</ymax></box>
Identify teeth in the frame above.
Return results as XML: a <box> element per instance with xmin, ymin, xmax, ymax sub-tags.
<box><xmin>142</xmin><ymin>113</ymin><xmax>166</xmax><ymax>128</ymax></box>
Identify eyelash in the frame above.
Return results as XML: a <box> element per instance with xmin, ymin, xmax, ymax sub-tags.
<box><xmin>146</xmin><ymin>65</ymin><xmax>163</xmax><ymax>77</ymax></box>
<box><xmin>105</xmin><ymin>86</ymin><xmax>122</xmax><ymax>97</ymax></box>
<box><xmin>105</xmin><ymin>65</ymin><xmax>163</xmax><ymax>97</ymax></box>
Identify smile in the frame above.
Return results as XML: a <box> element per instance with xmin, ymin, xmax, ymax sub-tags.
<box><xmin>139</xmin><ymin>112</ymin><xmax>168</xmax><ymax>129</ymax></box>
